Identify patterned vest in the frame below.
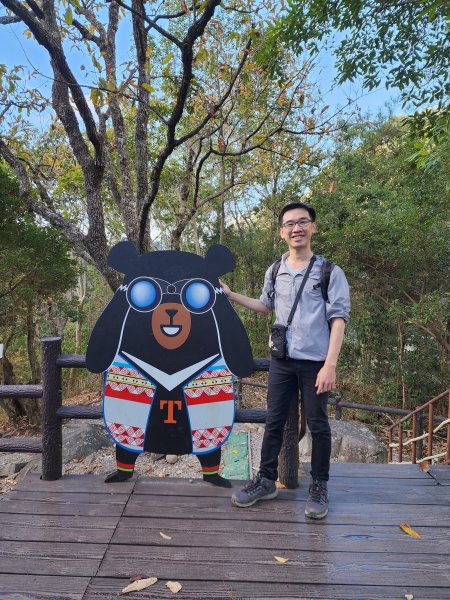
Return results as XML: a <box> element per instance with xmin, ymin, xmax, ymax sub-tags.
<box><xmin>102</xmin><ymin>354</ymin><xmax>235</xmax><ymax>455</ymax></box>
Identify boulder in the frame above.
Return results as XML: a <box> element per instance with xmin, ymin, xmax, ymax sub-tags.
<box><xmin>62</xmin><ymin>420</ymin><xmax>111</xmax><ymax>463</ymax></box>
<box><xmin>298</xmin><ymin>419</ymin><xmax>388</xmax><ymax>463</ymax></box>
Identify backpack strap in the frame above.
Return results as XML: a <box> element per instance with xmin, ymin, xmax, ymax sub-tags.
<box><xmin>320</xmin><ymin>259</ymin><xmax>335</xmax><ymax>302</ymax></box>
<box><xmin>271</xmin><ymin>256</ymin><xmax>335</xmax><ymax>302</ymax></box>
<box><xmin>268</xmin><ymin>257</ymin><xmax>282</xmax><ymax>299</ymax></box>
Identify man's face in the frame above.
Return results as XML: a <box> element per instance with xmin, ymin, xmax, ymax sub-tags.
<box><xmin>279</xmin><ymin>208</ymin><xmax>316</xmax><ymax>250</ymax></box>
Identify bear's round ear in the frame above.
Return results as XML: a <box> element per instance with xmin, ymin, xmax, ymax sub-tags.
<box><xmin>204</xmin><ymin>244</ymin><xmax>235</xmax><ymax>277</ymax></box>
<box><xmin>108</xmin><ymin>241</ymin><xmax>140</xmax><ymax>273</ymax></box>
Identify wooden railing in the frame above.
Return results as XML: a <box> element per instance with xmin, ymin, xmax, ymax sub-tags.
<box><xmin>388</xmin><ymin>389</ymin><xmax>450</xmax><ymax>465</ymax></box>
<box><xmin>0</xmin><ymin>338</ymin><xmax>294</xmax><ymax>482</ymax></box>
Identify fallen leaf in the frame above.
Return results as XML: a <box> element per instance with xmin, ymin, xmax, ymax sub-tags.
<box><xmin>275</xmin><ymin>481</ymin><xmax>286</xmax><ymax>489</ymax></box>
<box><xmin>166</xmin><ymin>581</ymin><xmax>182</xmax><ymax>593</ymax></box>
<box><xmin>405</xmin><ymin>594</ymin><xmax>414</xmax><ymax>600</ymax></box>
<box><xmin>122</xmin><ymin>577</ymin><xmax>158</xmax><ymax>593</ymax></box>
<box><xmin>400</xmin><ymin>523</ymin><xmax>420</xmax><ymax>539</ymax></box>
<box><xmin>129</xmin><ymin>575</ymin><xmax>143</xmax><ymax>582</ymax></box>
<box><xmin>274</xmin><ymin>556</ymin><xmax>289</xmax><ymax>564</ymax></box>
<box><xmin>419</xmin><ymin>460</ymin><xmax>430</xmax><ymax>472</ymax></box>
<box><xmin>159</xmin><ymin>532</ymin><xmax>172</xmax><ymax>540</ymax></box>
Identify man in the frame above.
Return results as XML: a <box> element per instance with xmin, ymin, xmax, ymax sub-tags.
<box><xmin>221</xmin><ymin>202</ymin><xmax>350</xmax><ymax>519</ymax></box>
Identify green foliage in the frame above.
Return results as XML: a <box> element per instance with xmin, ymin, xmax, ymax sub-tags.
<box><xmin>309</xmin><ymin>117</ymin><xmax>448</xmax><ymax>407</ymax></box>
<box><xmin>0</xmin><ymin>164</ymin><xmax>77</xmax><ymax>382</ymax></box>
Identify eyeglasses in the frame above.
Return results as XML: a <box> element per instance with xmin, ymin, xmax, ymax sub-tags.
<box><xmin>281</xmin><ymin>218</ymin><xmax>313</xmax><ymax>229</ymax></box>
<box><xmin>126</xmin><ymin>277</ymin><xmax>216</xmax><ymax>314</ymax></box>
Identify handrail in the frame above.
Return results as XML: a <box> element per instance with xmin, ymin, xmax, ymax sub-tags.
<box><xmin>388</xmin><ymin>389</ymin><xmax>450</xmax><ymax>465</ymax></box>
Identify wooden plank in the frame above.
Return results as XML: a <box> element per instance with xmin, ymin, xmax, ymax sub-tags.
<box><xmin>0</xmin><ymin>541</ymin><xmax>106</xmax><ymax>576</ymax></box>
<box><xmin>13</xmin><ymin>473</ymin><xmax>135</xmax><ymax>493</ymax></box>
<box><xmin>0</xmin><ymin>499</ymin><xmax>125</xmax><ymax>517</ymax></box>
<box><xmin>4</xmin><ymin>490</ymin><xmax>130</xmax><ymax>505</ymax></box>
<box><xmin>132</xmin><ymin>476</ymin><xmax>436</xmax><ymax>498</ymax></box>
<box><xmin>84</xmin><ymin>578</ymin><xmax>450</xmax><ymax>599</ymax></box>
<box><xmin>124</xmin><ymin>494</ymin><xmax>450</xmax><ymax>526</ymax></box>
<box><xmin>0</xmin><ymin>513</ymin><xmax>117</xmax><ymax>543</ymax></box>
<box><xmin>429</xmin><ymin>465</ymin><xmax>450</xmax><ymax>485</ymax></box>
<box><xmin>311</xmin><ymin>462</ymin><xmax>429</xmax><ymax>478</ymax></box>
<box><xmin>97</xmin><ymin>545</ymin><xmax>450</xmax><ymax>587</ymax></box>
<box><xmin>112</xmin><ymin>517</ymin><xmax>449</xmax><ymax>554</ymax></box>
<box><xmin>0</xmin><ymin>574</ymin><xmax>89</xmax><ymax>600</ymax></box>
<box><xmin>130</xmin><ymin>481</ymin><xmax>450</xmax><ymax>505</ymax></box>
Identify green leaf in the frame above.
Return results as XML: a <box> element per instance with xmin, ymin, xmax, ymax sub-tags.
<box><xmin>162</xmin><ymin>53</ymin><xmax>174</xmax><ymax>66</ymax></box>
<box><xmin>64</xmin><ymin>8</ymin><xmax>73</xmax><ymax>26</ymax></box>
<box><xmin>142</xmin><ymin>83</ymin><xmax>155</xmax><ymax>93</ymax></box>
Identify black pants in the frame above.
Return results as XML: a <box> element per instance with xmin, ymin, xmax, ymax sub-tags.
<box><xmin>259</xmin><ymin>358</ymin><xmax>331</xmax><ymax>482</ymax></box>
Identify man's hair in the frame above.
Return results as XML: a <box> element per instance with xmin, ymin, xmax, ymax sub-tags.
<box><xmin>278</xmin><ymin>202</ymin><xmax>316</xmax><ymax>226</ymax></box>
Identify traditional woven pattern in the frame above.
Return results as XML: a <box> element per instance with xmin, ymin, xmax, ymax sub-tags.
<box><xmin>196</xmin><ymin>368</ymin><xmax>230</xmax><ymax>379</ymax></box>
<box><xmin>107</xmin><ymin>422</ymin><xmax>145</xmax><ymax>448</ymax></box>
<box><xmin>106</xmin><ymin>364</ymin><xmax>155</xmax><ymax>401</ymax></box>
<box><xmin>185</xmin><ymin>384</ymin><xmax>233</xmax><ymax>398</ymax></box>
<box><xmin>192</xmin><ymin>426</ymin><xmax>231</xmax><ymax>449</ymax></box>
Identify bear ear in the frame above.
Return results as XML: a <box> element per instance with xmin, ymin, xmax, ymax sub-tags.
<box><xmin>204</xmin><ymin>244</ymin><xmax>235</xmax><ymax>277</ymax></box>
<box><xmin>108</xmin><ymin>241</ymin><xmax>140</xmax><ymax>273</ymax></box>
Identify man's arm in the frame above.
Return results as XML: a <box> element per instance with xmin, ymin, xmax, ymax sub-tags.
<box><xmin>316</xmin><ymin>317</ymin><xmax>346</xmax><ymax>394</ymax></box>
<box><xmin>220</xmin><ymin>281</ymin><xmax>271</xmax><ymax>314</ymax></box>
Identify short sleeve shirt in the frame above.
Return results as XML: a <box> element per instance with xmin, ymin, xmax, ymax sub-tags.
<box><xmin>260</xmin><ymin>253</ymin><xmax>350</xmax><ymax>361</ymax></box>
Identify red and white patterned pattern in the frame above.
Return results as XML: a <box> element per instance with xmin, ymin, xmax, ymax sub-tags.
<box><xmin>107</xmin><ymin>422</ymin><xmax>145</xmax><ymax>448</ymax></box>
<box><xmin>192</xmin><ymin>426</ymin><xmax>231</xmax><ymax>450</ymax></box>
<box><xmin>196</xmin><ymin>368</ymin><xmax>230</xmax><ymax>379</ymax></box>
<box><xmin>185</xmin><ymin>384</ymin><xmax>233</xmax><ymax>398</ymax></box>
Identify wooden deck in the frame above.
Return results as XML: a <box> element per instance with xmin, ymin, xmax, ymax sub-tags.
<box><xmin>0</xmin><ymin>463</ymin><xmax>449</xmax><ymax>599</ymax></box>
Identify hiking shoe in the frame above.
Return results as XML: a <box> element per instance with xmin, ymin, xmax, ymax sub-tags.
<box><xmin>231</xmin><ymin>475</ymin><xmax>278</xmax><ymax>507</ymax></box>
<box><xmin>305</xmin><ymin>478</ymin><xmax>328</xmax><ymax>519</ymax></box>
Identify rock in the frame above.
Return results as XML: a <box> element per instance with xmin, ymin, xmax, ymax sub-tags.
<box><xmin>0</xmin><ymin>452</ymin><xmax>41</xmax><ymax>478</ymax></box>
<box><xmin>62</xmin><ymin>421</ymin><xmax>111</xmax><ymax>463</ymax></box>
<box><xmin>298</xmin><ymin>419</ymin><xmax>388</xmax><ymax>463</ymax></box>
<box><xmin>165</xmin><ymin>455</ymin><xmax>178</xmax><ymax>464</ymax></box>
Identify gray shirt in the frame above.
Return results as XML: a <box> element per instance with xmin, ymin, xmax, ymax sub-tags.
<box><xmin>260</xmin><ymin>253</ymin><xmax>350</xmax><ymax>361</ymax></box>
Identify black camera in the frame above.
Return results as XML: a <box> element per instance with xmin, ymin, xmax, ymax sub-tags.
<box><xmin>269</xmin><ymin>324</ymin><xmax>287</xmax><ymax>359</ymax></box>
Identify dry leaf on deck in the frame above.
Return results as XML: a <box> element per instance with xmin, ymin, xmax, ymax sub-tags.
<box><xmin>275</xmin><ymin>481</ymin><xmax>286</xmax><ymax>489</ymax></box>
<box><xmin>159</xmin><ymin>532</ymin><xmax>172</xmax><ymax>540</ymax></box>
<box><xmin>400</xmin><ymin>523</ymin><xmax>420</xmax><ymax>539</ymax></box>
<box><xmin>129</xmin><ymin>575</ymin><xmax>143</xmax><ymax>582</ymax></box>
<box><xmin>166</xmin><ymin>581</ymin><xmax>182</xmax><ymax>593</ymax></box>
<box><xmin>274</xmin><ymin>556</ymin><xmax>289</xmax><ymax>564</ymax></box>
<box><xmin>122</xmin><ymin>577</ymin><xmax>158</xmax><ymax>593</ymax></box>
<box><xmin>419</xmin><ymin>460</ymin><xmax>430</xmax><ymax>472</ymax></box>
<box><xmin>405</xmin><ymin>594</ymin><xmax>414</xmax><ymax>600</ymax></box>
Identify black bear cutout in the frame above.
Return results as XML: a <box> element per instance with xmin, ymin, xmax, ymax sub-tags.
<box><xmin>86</xmin><ymin>242</ymin><xmax>253</xmax><ymax>485</ymax></box>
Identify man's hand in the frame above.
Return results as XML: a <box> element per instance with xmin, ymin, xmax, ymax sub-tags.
<box><xmin>219</xmin><ymin>279</ymin><xmax>231</xmax><ymax>297</ymax></box>
<box><xmin>315</xmin><ymin>363</ymin><xmax>336</xmax><ymax>395</ymax></box>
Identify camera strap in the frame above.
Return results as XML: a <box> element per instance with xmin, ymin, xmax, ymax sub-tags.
<box><xmin>286</xmin><ymin>255</ymin><xmax>316</xmax><ymax>328</ymax></box>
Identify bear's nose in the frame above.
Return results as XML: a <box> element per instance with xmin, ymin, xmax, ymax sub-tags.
<box><xmin>165</xmin><ymin>309</ymin><xmax>178</xmax><ymax>320</ymax></box>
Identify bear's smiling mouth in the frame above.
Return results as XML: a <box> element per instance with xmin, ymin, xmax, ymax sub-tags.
<box><xmin>161</xmin><ymin>325</ymin><xmax>182</xmax><ymax>337</ymax></box>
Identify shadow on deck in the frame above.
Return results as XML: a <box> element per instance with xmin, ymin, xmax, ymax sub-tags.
<box><xmin>0</xmin><ymin>463</ymin><xmax>449</xmax><ymax>599</ymax></box>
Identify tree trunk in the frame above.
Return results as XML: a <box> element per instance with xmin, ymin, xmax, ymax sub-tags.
<box><xmin>27</xmin><ymin>303</ymin><xmax>41</xmax><ymax>383</ymax></box>
<box><xmin>0</xmin><ymin>354</ymin><xmax>25</xmax><ymax>422</ymax></box>
<box><xmin>278</xmin><ymin>392</ymin><xmax>300</xmax><ymax>488</ymax></box>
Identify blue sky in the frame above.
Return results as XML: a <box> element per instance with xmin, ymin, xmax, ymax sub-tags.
<box><xmin>0</xmin><ymin>16</ymin><xmax>401</xmax><ymax>128</ymax></box>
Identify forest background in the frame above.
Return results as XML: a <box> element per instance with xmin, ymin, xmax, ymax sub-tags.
<box><xmin>0</xmin><ymin>0</ymin><xmax>448</xmax><ymax>429</ymax></box>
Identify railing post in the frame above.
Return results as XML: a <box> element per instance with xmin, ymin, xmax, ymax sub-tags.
<box><xmin>398</xmin><ymin>423</ymin><xmax>403</xmax><ymax>463</ymax></box>
<box><xmin>41</xmin><ymin>337</ymin><xmax>62</xmax><ymax>480</ymax></box>
<box><xmin>417</xmin><ymin>410</ymin><xmax>424</xmax><ymax>460</ymax></box>
<box><xmin>335</xmin><ymin>395</ymin><xmax>342</xmax><ymax>420</ymax></box>
<box><xmin>279</xmin><ymin>393</ymin><xmax>299</xmax><ymax>489</ymax></box>
<box><xmin>428</xmin><ymin>402</ymin><xmax>433</xmax><ymax>460</ymax></box>
<box><xmin>412</xmin><ymin>413</ymin><xmax>417</xmax><ymax>464</ymax></box>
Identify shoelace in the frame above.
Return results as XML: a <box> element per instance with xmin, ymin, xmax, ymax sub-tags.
<box><xmin>244</xmin><ymin>476</ymin><xmax>262</xmax><ymax>493</ymax></box>
<box><xmin>309</xmin><ymin>482</ymin><xmax>327</xmax><ymax>504</ymax></box>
